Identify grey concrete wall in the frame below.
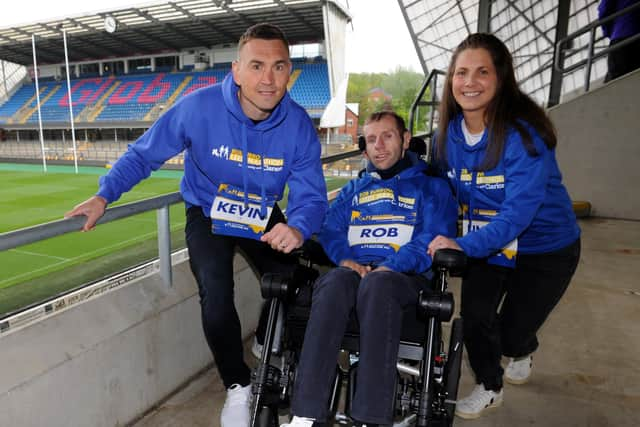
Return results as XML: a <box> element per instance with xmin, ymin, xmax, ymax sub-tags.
<box><xmin>0</xmin><ymin>254</ymin><xmax>262</xmax><ymax>427</ymax></box>
<box><xmin>550</xmin><ymin>69</ymin><xmax>640</xmax><ymax>219</ymax></box>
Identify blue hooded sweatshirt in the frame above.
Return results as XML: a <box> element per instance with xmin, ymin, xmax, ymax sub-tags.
<box><xmin>97</xmin><ymin>73</ymin><xmax>328</xmax><ymax>240</ymax></box>
<box><xmin>318</xmin><ymin>153</ymin><xmax>457</xmax><ymax>274</ymax></box>
<box><xmin>440</xmin><ymin>114</ymin><xmax>580</xmax><ymax>259</ymax></box>
<box><xmin>598</xmin><ymin>0</ymin><xmax>640</xmax><ymax>41</ymax></box>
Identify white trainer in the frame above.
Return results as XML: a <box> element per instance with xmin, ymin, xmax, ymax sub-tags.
<box><xmin>455</xmin><ymin>384</ymin><xmax>503</xmax><ymax>419</ymax></box>
<box><xmin>251</xmin><ymin>336</ymin><xmax>263</xmax><ymax>359</ymax></box>
<box><xmin>504</xmin><ymin>355</ymin><xmax>533</xmax><ymax>384</ymax></box>
<box><xmin>221</xmin><ymin>384</ymin><xmax>252</xmax><ymax>427</ymax></box>
<box><xmin>280</xmin><ymin>415</ymin><xmax>316</xmax><ymax>427</ymax></box>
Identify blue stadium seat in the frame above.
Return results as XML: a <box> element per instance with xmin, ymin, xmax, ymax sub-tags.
<box><xmin>0</xmin><ymin>60</ymin><xmax>330</xmax><ymax>125</ymax></box>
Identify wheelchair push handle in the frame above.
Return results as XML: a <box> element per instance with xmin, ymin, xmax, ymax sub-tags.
<box><xmin>432</xmin><ymin>248</ymin><xmax>466</xmax><ymax>276</ymax></box>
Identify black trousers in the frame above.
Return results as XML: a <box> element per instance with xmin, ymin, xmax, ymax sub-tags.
<box><xmin>604</xmin><ymin>37</ymin><xmax>640</xmax><ymax>83</ymax></box>
<box><xmin>185</xmin><ymin>206</ymin><xmax>297</xmax><ymax>388</ymax></box>
<box><xmin>292</xmin><ymin>267</ymin><xmax>428</xmax><ymax>424</ymax></box>
<box><xmin>461</xmin><ymin>238</ymin><xmax>581</xmax><ymax>391</ymax></box>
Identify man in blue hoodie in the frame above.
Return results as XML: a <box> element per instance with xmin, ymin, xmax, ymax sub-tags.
<box><xmin>281</xmin><ymin>111</ymin><xmax>456</xmax><ymax>427</ymax></box>
<box><xmin>66</xmin><ymin>23</ymin><xmax>328</xmax><ymax>427</ymax></box>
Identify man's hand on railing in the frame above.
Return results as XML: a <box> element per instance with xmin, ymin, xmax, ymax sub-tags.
<box><xmin>65</xmin><ymin>196</ymin><xmax>108</xmax><ymax>232</ymax></box>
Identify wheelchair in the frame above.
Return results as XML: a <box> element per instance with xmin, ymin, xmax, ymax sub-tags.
<box><xmin>250</xmin><ymin>244</ymin><xmax>466</xmax><ymax>427</ymax></box>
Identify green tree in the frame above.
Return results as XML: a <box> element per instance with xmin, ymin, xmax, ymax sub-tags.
<box><xmin>347</xmin><ymin>66</ymin><xmax>432</xmax><ymax>134</ymax></box>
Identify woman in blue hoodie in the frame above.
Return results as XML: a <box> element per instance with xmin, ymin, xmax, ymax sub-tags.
<box><xmin>427</xmin><ymin>33</ymin><xmax>581</xmax><ymax>419</ymax></box>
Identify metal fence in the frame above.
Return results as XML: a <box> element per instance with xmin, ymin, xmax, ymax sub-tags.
<box><xmin>0</xmin><ymin>149</ymin><xmax>361</xmax><ymax>320</ymax></box>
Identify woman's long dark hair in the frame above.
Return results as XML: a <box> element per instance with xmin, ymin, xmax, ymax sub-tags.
<box><xmin>436</xmin><ymin>33</ymin><xmax>557</xmax><ymax>171</ymax></box>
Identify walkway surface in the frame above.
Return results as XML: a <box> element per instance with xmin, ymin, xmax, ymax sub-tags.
<box><xmin>134</xmin><ymin>217</ymin><xmax>640</xmax><ymax>427</ymax></box>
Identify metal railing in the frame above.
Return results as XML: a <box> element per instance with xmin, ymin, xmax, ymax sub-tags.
<box><xmin>408</xmin><ymin>69</ymin><xmax>445</xmax><ymax>163</ymax></box>
<box><xmin>554</xmin><ymin>2</ymin><xmax>640</xmax><ymax>92</ymax></box>
<box><xmin>408</xmin><ymin>68</ymin><xmax>445</xmax><ymax>140</ymax></box>
<box><xmin>0</xmin><ymin>149</ymin><xmax>361</xmax><ymax>292</ymax></box>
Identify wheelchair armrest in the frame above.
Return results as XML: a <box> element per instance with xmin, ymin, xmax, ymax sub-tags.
<box><xmin>418</xmin><ymin>290</ymin><xmax>454</xmax><ymax>322</ymax></box>
<box><xmin>433</xmin><ymin>248</ymin><xmax>467</xmax><ymax>277</ymax></box>
<box><xmin>260</xmin><ymin>273</ymin><xmax>292</xmax><ymax>299</ymax></box>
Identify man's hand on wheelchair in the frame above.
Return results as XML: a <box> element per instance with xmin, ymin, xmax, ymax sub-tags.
<box><xmin>340</xmin><ymin>259</ymin><xmax>372</xmax><ymax>277</ymax></box>
<box><xmin>427</xmin><ymin>235</ymin><xmax>462</xmax><ymax>258</ymax></box>
<box><xmin>261</xmin><ymin>223</ymin><xmax>303</xmax><ymax>254</ymax></box>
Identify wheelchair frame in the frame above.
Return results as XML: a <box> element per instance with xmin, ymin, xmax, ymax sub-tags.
<box><xmin>250</xmin><ymin>248</ymin><xmax>466</xmax><ymax>427</ymax></box>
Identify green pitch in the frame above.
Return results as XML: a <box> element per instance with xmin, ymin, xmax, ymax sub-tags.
<box><xmin>0</xmin><ymin>163</ymin><xmax>185</xmax><ymax>316</ymax></box>
<box><xmin>0</xmin><ymin>163</ymin><xmax>348</xmax><ymax>316</ymax></box>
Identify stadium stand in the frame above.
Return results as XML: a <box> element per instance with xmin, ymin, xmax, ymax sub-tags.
<box><xmin>0</xmin><ymin>60</ymin><xmax>330</xmax><ymax>126</ymax></box>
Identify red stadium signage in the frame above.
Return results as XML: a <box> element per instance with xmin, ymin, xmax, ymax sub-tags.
<box><xmin>54</xmin><ymin>73</ymin><xmax>219</xmax><ymax>107</ymax></box>
<box><xmin>138</xmin><ymin>75</ymin><xmax>171</xmax><ymax>103</ymax></box>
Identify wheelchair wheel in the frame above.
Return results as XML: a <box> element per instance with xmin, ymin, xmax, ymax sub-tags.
<box><xmin>256</xmin><ymin>405</ymin><xmax>278</xmax><ymax>427</ymax></box>
<box><xmin>443</xmin><ymin>318</ymin><xmax>463</xmax><ymax>424</ymax></box>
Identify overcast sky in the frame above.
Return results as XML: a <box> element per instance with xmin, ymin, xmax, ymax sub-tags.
<box><xmin>0</xmin><ymin>0</ymin><xmax>422</xmax><ymax>74</ymax></box>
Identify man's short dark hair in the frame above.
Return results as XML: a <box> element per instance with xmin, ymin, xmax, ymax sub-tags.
<box><xmin>238</xmin><ymin>23</ymin><xmax>289</xmax><ymax>52</ymax></box>
<box><xmin>364</xmin><ymin>111</ymin><xmax>407</xmax><ymax>136</ymax></box>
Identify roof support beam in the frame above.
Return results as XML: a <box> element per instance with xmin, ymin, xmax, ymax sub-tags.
<box><xmin>456</xmin><ymin>0</ymin><xmax>472</xmax><ymax>35</ymax></box>
<box><xmin>397</xmin><ymin>0</ymin><xmax>428</xmax><ymax>75</ymax></box>
<box><xmin>137</xmin><ymin>10</ymin><xmax>213</xmax><ymax>48</ymax></box>
<box><xmin>168</xmin><ymin>1</ymin><xmax>237</xmax><ymax>41</ymax></box>
<box><xmin>0</xmin><ymin>36</ymin><xmax>33</xmax><ymax>63</ymax></box>
<box><xmin>416</xmin><ymin>38</ymin><xmax>452</xmax><ymax>54</ymax></box>
<box><xmin>0</xmin><ymin>0</ymin><xmax>333</xmax><ymax>66</ymax></box>
<box><xmin>414</xmin><ymin>1</ymin><xmax>458</xmax><ymax>38</ymax></box>
<box><xmin>67</xmin><ymin>19</ymin><xmax>132</xmax><ymax>58</ymax></box>
<box><xmin>275</xmin><ymin>0</ymin><xmax>323</xmax><ymax>34</ymax></box>
<box><xmin>95</xmin><ymin>13</ymin><xmax>170</xmax><ymax>54</ymax></box>
<box><xmin>9</xmin><ymin>28</ymin><xmax>61</xmax><ymax>63</ymax></box>
<box><xmin>547</xmin><ymin>0</ymin><xmax>570</xmax><ymax>107</ymax></box>
<box><xmin>214</xmin><ymin>0</ymin><xmax>256</xmax><ymax>28</ymax></box>
<box><xmin>477</xmin><ymin>0</ymin><xmax>492</xmax><ymax>33</ymax></box>
<box><xmin>505</xmin><ymin>0</ymin><xmax>554</xmax><ymax>46</ymax></box>
<box><xmin>127</xmin><ymin>10</ymin><xmax>184</xmax><ymax>51</ymax></box>
<box><xmin>42</xmin><ymin>24</ymin><xmax>96</xmax><ymax>60</ymax></box>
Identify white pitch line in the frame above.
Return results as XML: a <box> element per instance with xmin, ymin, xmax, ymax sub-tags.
<box><xmin>10</xmin><ymin>249</ymin><xmax>70</xmax><ymax>261</ymax></box>
<box><xmin>0</xmin><ymin>221</ymin><xmax>186</xmax><ymax>287</ymax></box>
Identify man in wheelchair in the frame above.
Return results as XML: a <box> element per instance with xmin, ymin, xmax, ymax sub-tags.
<box><xmin>280</xmin><ymin>111</ymin><xmax>457</xmax><ymax>426</ymax></box>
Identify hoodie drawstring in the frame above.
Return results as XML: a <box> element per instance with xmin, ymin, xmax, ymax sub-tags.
<box><xmin>241</xmin><ymin>123</ymin><xmax>269</xmax><ymax>220</ymax></box>
<box><xmin>241</xmin><ymin>123</ymin><xmax>249</xmax><ymax>208</ymax></box>
<box><xmin>259</xmin><ymin>132</ymin><xmax>267</xmax><ymax>218</ymax></box>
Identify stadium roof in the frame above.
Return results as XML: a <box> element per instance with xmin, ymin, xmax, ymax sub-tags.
<box><xmin>397</xmin><ymin>0</ymin><xmax>606</xmax><ymax>105</ymax></box>
<box><xmin>0</xmin><ymin>0</ymin><xmax>350</xmax><ymax>66</ymax></box>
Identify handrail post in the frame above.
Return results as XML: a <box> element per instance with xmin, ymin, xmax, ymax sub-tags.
<box><xmin>157</xmin><ymin>205</ymin><xmax>172</xmax><ymax>288</ymax></box>
<box><xmin>425</xmin><ymin>72</ymin><xmax>439</xmax><ymax>163</ymax></box>
<box><xmin>584</xmin><ymin>27</ymin><xmax>596</xmax><ymax>92</ymax></box>
<box><xmin>409</xmin><ymin>70</ymin><xmax>435</xmax><ymax>135</ymax></box>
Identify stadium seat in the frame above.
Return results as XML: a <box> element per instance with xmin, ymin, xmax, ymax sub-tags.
<box><xmin>0</xmin><ymin>61</ymin><xmax>331</xmax><ymax>125</ymax></box>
